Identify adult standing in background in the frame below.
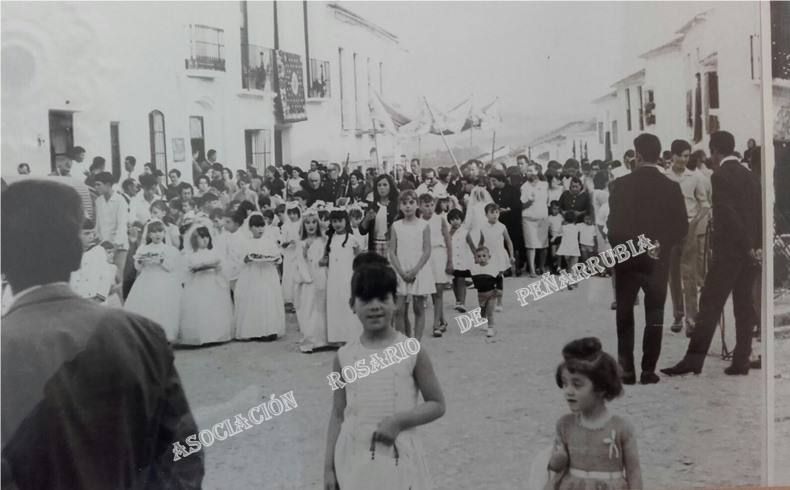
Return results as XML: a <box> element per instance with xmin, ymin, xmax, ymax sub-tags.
<box><xmin>608</xmin><ymin>133</ymin><xmax>688</xmax><ymax>385</ymax></box>
<box><xmin>93</xmin><ymin>172</ymin><xmax>129</xmax><ymax>283</ymax></box>
<box><xmin>360</xmin><ymin>174</ymin><xmax>400</xmax><ymax>257</ymax></box>
<box><xmin>520</xmin><ymin>162</ymin><xmax>549</xmax><ymax>277</ymax></box>
<box><xmin>123</xmin><ymin>155</ymin><xmax>137</xmax><ymax>181</ymax></box>
<box><xmin>662</xmin><ymin>131</ymin><xmax>762</xmax><ymax>377</ymax></box>
<box><xmin>558</xmin><ymin>176</ymin><xmax>593</xmax><ymax>224</ymax></box>
<box><xmin>489</xmin><ymin>169</ymin><xmax>524</xmax><ymax>275</ymax></box>
<box><xmin>665</xmin><ymin>139</ymin><xmax>711</xmax><ymax>336</ymax></box>
<box><xmin>69</xmin><ymin>146</ymin><xmax>88</xmax><ymax>181</ymax></box>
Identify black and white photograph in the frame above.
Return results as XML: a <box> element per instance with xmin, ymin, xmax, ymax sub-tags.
<box><xmin>0</xmin><ymin>1</ymin><xmax>784</xmax><ymax>489</ymax></box>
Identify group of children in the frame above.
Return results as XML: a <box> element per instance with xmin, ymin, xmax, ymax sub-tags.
<box><xmin>324</xmin><ymin>252</ymin><xmax>641</xmax><ymax>489</ymax></box>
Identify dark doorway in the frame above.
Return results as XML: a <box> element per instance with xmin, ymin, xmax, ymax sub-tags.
<box><xmin>274</xmin><ymin>128</ymin><xmax>283</xmax><ymax>166</ymax></box>
<box><xmin>48</xmin><ymin>110</ymin><xmax>74</xmax><ymax>171</ymax></box>
<box><xmin>189</xmin><ymin>116</ymin><xmax>205</xmax><ymax>163</ymax></box>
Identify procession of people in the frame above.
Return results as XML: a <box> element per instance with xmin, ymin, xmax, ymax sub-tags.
<box><xmin>1</xmin><ymin>127</ymin><xmax>765</xmax><ymax>488</ymax></box>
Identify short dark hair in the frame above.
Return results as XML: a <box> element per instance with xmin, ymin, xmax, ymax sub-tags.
<box><xmin>93</xmin><ymin>172</ymin><xmax>115</xmax><ymax>185</ymax></box>
<box><xmin>17</xmin><ymin>163</ymin><xmax>29</xmax><ymax>172</ymax></box>
<box><xmin>447</xmin><ymin>208</ymin><xmax>464</xmax><ymax>222</ymax></box>
<box><xmin>169</xmin><ymin>169</ymin><xmax>182</xmax><ymax>178</ymax></box>
<box><xmin>709</xmin><ymin>130</ymin><xmax>735</xmax><ymax>156</ymax></box>
<box><xmin>351</xmin><ymin>262</ymin><xmax>397</xmax><ymax>301</ymax></box>
<box><xmin>670</xmin><ymin>139</ymin><xmax>692</xmax><ymax>156</ymax></box>
<box><xmin>484</xmin><ymin>203</ymin><xmax>500</xmax><ymax>214</ymax></box>
<box><xmin>516</xmin><ymin>154</ymin><xmax>528</xmax><ymax>163</ymax></box>
<box><xmin>90</xmin><ymin>157</ymin><xmax>106</xmax><ymax>171</ymax></box>
<box><xmin>121</xmin><ymin>178</ymin><xmax>137</xmax><ymax>193</ymax></box>
<box><xmin>633</xmin><ymin>133</ymin><xmax>661</xmax><ymax>162</ymax></box>
<box><xmin>71</xmin><ymin>146</ymin><xmax>86</xmax><ymax>158</ymax></box>
<box><xmin>211</xmin><ymin>163</ymin><xmax>224</xmax><ymax>172</ymax></box>
<box><xmin>563</xmin><ymin>210</ymin><xmax>575</xmax><ymax>222</ymax></box>
<box><xmin>592</xmin><ymin>170</ymin><xmax>609</xmax><ymax>190</ymax></box>
<box><xmin>418</xmin><ymin>193</ymin><xmax>435</xmax><ymax>204</ymax></box>
<box><xmin>2</xmin><ymin>180</ymin><xmax>84</xmax><ymax>290</ymax></box>
<box><xmin>124</xmin><ymin>155</ymin><xmax>136</xmax><ymax>166</ymax></box>
<box><xmin>139</xmin><ymin>174</ymin><xmax>157</xmax><ymax>189</ymax></box>
<box><xmin>207</xmin><ymin>149</ymin><xmax>217</xmax><ymax>158</ymax></box>
<box><xmin>555</xmin><ymin>337</ymin><xmax>622</xmax><ymax>401</ymax></box>
<box><xmin>178</xmin><ymin>182</ymin><xmax>194</xmax><ymax>192</ymax></box>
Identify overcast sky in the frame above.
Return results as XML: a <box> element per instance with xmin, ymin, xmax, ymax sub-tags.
<box><xmin>349</xmin><ymin>1</ymin><xmax>723</xmax><ymax>150</ymax></box>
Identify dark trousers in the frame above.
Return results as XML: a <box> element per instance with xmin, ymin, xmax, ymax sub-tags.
<box><xmin>668</xmin><ymin>244</ymin><xmax>684</xmax><ymax>319</ymax></box>
<box><xmin>615</xmin><ymin>257</ymin><xmax>670</xmax><ymax>374</ymax></box>
<box><xmin>686</xmin><ymin>256</ymin><xmax>758</xmax><ymax>367</ymax></box>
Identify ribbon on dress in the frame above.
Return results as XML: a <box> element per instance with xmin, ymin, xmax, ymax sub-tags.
<box><xmin>603</xmin><ymin>429</ymin><xmax>620</xmax><ymax>460</ymax></box>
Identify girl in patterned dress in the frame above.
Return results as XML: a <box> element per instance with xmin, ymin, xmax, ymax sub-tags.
<box><xmin>547</xmin><ymin>337</ymin><xmax>642</xmax><ymax>490</ymax></box>
<box><xmin>325</xmin><ymin>261</ymin><xmax>445</xmax><ymax>490</ymax></box>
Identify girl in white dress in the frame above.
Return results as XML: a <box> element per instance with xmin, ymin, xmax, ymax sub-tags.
<box><xmin>280</xmin><ymin>203</ymin><xmax>302</xmax><ymax>308</ymax></box>
<box><xmin>125</xmin><ymin>220</ymin><xmax>183</xmax><ymax>342</ymax></box>
<box><xmin>325</xmin><ymin>208</ymin><xmax>363</xmax><ymax>344</ymax></box>
<box><xmin>419</xmin><ymin>193</ymin><xmax>452</xmax><ymax>338</ymax></box>
<box><xmin>557</xmin><ymin>210</ymin><xmax>582</xmax><ymax>290</ymax></box>
<box><xmin>293</xmin><ymin>210</ymin><xmax>329</xmax><ymax>353</ymax></box>
<box><xmin>325</xmin><ymin>262</ymin><xmax>445</xmax><ymax>490</ymax></box>
<box><xmin>477</xmin><ymin>203</ymin><xmax>515</xmax><ymax>312</ymax></box>
<box><xmin>389</xmin><ymin>190</ymin><xmax>435</xmax><ymax>340</ymax></box>
<box><xmin>234</xmin><ymin>213</ymin><xmax>286</xmax><ymax>340</ymax></box>
<box><xmin>179</xmin><ymin>224</ymin><xmax>233</xmax><ymax>345</ymax></box>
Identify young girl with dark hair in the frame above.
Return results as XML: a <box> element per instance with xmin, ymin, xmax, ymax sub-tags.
<box><xmin>234</xmin><ymin>213</ymin><xmax>285</xmax><ymax>341</ymax></box>
<box><xmin>179</xmin><ymin>225</ymin><xmax>233</xmax><ymax>345</ymax></box>
<box><xmin>325</xmin><ymin>262</ymin><xmax>445</xmax><ymax>490</ymax></box>
<box><xmin>324</xmin><ymin>209</ymin><xmax>363</xmax><ymax>344</ymax></box>
<box><xmin>545</xmin><ymin>337</ymin><xmax>642</xmax><ymax>490</ymax></box>
<box><xmin>124</xmin><ymin>220</ymin><xmax>182</xmax><ymax>341</ymax></box>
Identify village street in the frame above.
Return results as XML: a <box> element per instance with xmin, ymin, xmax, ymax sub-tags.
<box><xmin>174</xmin><ymin>274</ymin><xmax>762</xmax><ymax>489</ymax></box>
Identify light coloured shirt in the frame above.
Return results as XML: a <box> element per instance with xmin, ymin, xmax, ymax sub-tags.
<box><xmin>96</xmin><ymin>191</ymin><xmax>129</xmax><ymax>249</ymax></box>
<box><xmin>70</xmin><ymin>245</ymin><xmax>115</xmax><ymax>300</ymax></box>
<box><xmin>128</xmin><ymin>194</ymin><xmax>157</xmax><ymax>225</ymax></box>
<box><xmin>520</xmin><ymin>179</ymin><xmax>549</xmax><ymax>219</ymax></box>
<box><xmin>415</xmin><ymin>181</ymin><xmax>447</xmax><ymax>197</ymax></box>
<box><xmin>665</xmin><ymin>167</ymin><xmax>710</xmax><ymax>222</ymax></box>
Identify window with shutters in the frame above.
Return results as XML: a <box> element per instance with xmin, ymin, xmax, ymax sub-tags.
<box><xmin>148</xmin><ymin>110</ymin><xmax>167</xmax><ymax>173</ymax></box>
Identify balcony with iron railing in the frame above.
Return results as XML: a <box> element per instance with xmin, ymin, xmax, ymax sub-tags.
<box><xmin>241</xmin><ymin>43</ymin><xmax>274</xmax><ymax>92</ymax></box>
<box><xmin>185</xmin><ymin>24</ymin><xmax>226</xmax><ymax>73</ymax></box>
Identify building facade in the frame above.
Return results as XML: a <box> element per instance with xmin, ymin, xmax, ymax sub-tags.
<box><xmin>528</xmin><ymin>120</ymin><xmax>598</xmax><ymax>164</ymax></box>
<box><xmin>1</xmin><ymin>1</ymin><xmax>403</xmax><ymax>178</ymax></box>
<box><xmin>589</xmin><ymin>4</ymin><xmax>763</xmax><ymax>160</ymax></box>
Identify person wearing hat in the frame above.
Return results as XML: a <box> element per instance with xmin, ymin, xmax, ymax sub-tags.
<box><xmin>1</xmin><ymin>179</ymin><xmax>203</xmax><ymax>488</ymax></box>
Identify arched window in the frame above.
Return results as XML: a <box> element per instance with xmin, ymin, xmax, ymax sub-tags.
<box><xmin>148</xmin><ymin>110</ymin><xmax>167</xmax><ymax>173</ymax></box>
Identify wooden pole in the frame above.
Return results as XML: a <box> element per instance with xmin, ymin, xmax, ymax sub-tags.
<box><xmin>490</xmin><ymin>130</ymin><xmax>496</xmax><ymax>164</ymax></box>
<box><xmin>423</xmin><ymin>97</ymin><xmax>461</xmax><ymax>173</ymax></box>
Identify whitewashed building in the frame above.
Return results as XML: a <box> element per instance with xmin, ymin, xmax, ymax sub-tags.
<box><xmin>1</xmin><ymin>1</ymin><xmax>403</xmax><ymax>178</ymax></box>
<box><xmin>588</xmin><ymin>4</ymin><xmax>763</xmax><ymax>160</ymax></box>
<box><xmin>528</xmin><ymin>120</ymin><xmax>598</xmax><ymax>164</ymax></box>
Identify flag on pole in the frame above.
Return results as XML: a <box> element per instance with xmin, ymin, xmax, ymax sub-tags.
<box><xmin>479</xmin><ymin>98</ymin><xmax>502</xmax><ymax>132</ymax></box>
<box><xmin>368</xmin><ymin>87</ymin><xmax>411</xmax><ymax>134</ymax></box>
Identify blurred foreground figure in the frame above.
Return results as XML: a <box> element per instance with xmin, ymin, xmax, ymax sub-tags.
<box><xmin>1</xmin><ymin>179</ymin><xmax>203</xmax><ymax>489</ymax></box>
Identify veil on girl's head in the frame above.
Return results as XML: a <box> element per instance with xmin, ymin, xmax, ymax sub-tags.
<box><xmin>243</xmin><ymin>211</ymin><xmax>264</xmax><ymax>238</ymax></box>
<box><xmin>183</xmin><ymin>219</ymin><xmax>216</xmax><ymax>255</ymax></box>
<box><xmin>141</xmin><ymin>219</ymin><xmax>170</xmax><ymax>246</ymax></box>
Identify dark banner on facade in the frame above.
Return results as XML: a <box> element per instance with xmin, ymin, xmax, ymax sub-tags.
<box><xmin>274</xmin><ymin>50</ymin><xmax>307</xmax><ymax>123</ymax></box>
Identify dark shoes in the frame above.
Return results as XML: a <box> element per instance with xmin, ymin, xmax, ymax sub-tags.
<box><xmin>724</xmin><ymin>364</ymin><xmax>749</xmax><ymax>376</ymax></box>
<box><xmin>750</xmin><ymin>357</ymin><xmax>761</xmax><ymax>370</ymax></box>
<box><xmin>685</xmin><ymin>319</ymin><xmax>696</xmax><ymax>338</ymax></box>
<box><xmin>640</xmin><ymin>371</ymin><xmax>660</xmax><ymax>384</ymax></box>
<box><xmin>660</xmin><ymin>360</ymin><xmax>702</xmax><ymax>376</ymax></box>
<box><xmin>610</xmin><ymin>301</ymin><xmax>617</xmax><ymax>310</ymax></box>
<box><xmin>670</xmin><ymin>316</ymin><xmax>683</xmax><ymax>333</ymax></box>
<box><xmin>621</xmin><ymin>372</ymin><xmax>637</xmax><ymax>385</ymax></box>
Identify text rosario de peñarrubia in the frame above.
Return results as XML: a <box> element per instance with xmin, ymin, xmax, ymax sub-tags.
<box><xmin>514</xmin><ymin>234</ymin><xmax>659</xmax><ymax>307</ymax></box>
<box><xmin>326</xmin><ymin>338</ymin><xmax>421</xmax><ymax>391</ymax></box>
<box><xmin>172</xmin><ymin>390</ymin><xmax>298</xmax><ymax>461</ymax></box>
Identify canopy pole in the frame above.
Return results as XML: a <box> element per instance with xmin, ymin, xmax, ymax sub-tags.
<box><xmin>423</xmin><ymin>97</ymin><xmax>461</xmax><ymax>174</ymax></box>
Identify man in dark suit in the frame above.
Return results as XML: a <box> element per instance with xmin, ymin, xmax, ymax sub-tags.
<box><xmin>662</xmin><ymin>131</ymin><xmax>762</xmax><ymax>377</ymax></box>
<box><xmin>608</xmin><ymin>133</ymin><xmax>688</xmax><ymax>385</ymax></box>
<box><xmin>1</xmin><ymin>180</ymin><xmax>203</xmax><ymax>489</ymax></box>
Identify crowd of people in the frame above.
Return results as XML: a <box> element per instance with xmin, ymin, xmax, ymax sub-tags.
<box><xmin>0</xmin><ymin>128</ymin><xmax>764</xmax><ymax>489</ymax></box>
<box><xmin>5</xmin><ymin>133</ymin><xmax>763</xmax><ymax>358</ymax></box>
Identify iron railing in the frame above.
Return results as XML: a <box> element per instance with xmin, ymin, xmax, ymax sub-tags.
<box><xmin>186</xmin><ymin>24</ymin><xmax>225</xmax><ymax>71</ymax></box>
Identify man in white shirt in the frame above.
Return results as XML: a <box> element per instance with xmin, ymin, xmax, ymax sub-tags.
<box><xmin>93</xmin><ymin>172</ymin><xmax>129</xmax><ymax>283</ymax></box>
<box><xmin>415</xmin><ymin>168</ymin><xmax>447</xmax><ymax>197</ymax></box>
<box><xmin>69</xmin><ymin>146</ymin><xmax>88</xmax><ymax>181</ymax></box>
<box><xmin>129</xmin><ymin>174</ymin><xmax>159</xmax><ymax>224</ymax></box>
<box><xmin>665</xmin><ymin>139</ymin><xmax>711</xmax><ymax>336</ymax></box>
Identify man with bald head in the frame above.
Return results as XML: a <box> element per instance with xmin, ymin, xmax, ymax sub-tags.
<box><xmin>1</xmin><ymin>180</ymin><xmax>202</xmax><ymax>488</ymax></box>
